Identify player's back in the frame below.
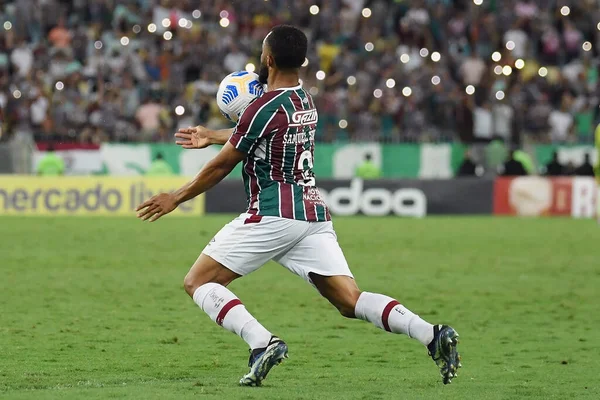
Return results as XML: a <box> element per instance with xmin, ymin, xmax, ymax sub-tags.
<box><xmin>229</xmin><ymin>84</ymin><xmax>330</xmax><ymax>222</ymax></box>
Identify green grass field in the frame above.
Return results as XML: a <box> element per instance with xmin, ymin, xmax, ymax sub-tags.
<box><xmin>1</xmin><ymin>216</ymin><xmax>599</xmax><ymax>399</ymax></box>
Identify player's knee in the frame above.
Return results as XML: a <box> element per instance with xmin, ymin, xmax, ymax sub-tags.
<box><xmin>335</xmin><ymin>290</ymin><xmax>362</xmax><ymax>319</ymax></box>
<box><xmin>183</xmin><ymin>273</ymin><xmax>200</xmax><ymax>297</ymax></box>
<box><xmin>183</xmin><ymin>271</ymin><xmax>213</xmax><ymax>297</ymax></box>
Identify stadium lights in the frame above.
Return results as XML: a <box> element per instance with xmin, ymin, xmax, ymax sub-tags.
<box><xmin>178</xmin><ymin>18</ymin><xmax>188</xmax><ymax>28</ymax></box>
<box><xmin>362</xmin><ymin>8</ymin><xmax>372</xmax><ymax>18</ymax></box>
<box><xmin>94</xmin><ymin>41</ymin><xmax>103</xmax><ymax>50</ymax></box>
<box><xmin>386</xmin><ymin>78</ymin><xmax>396</xmax><ymax>88</ymax></box>
<box><xmin>192</xmin><ymin>10</ymin><xmax>201</xmax><ymax>19</ymax></box>
<box><xmin>402</xmin><ymin>87</ymin><xmax>412</xmax><ymax>97</ymax></box>
<box><xmin>502</xmin><ymin>65</ymin><xmax>512</xmax><ymax>76</ymax></box>
<box><xmin>583</xmin><ymin>41</ymin><xmax>592</xmax><ymax>52</ymax></box>
<box><xmin>506</xmin><ymin>41</ymin><xmax>515</xmax><ymax>51</ymax></box>
<box><xmin>400</xmin><ymin>54</ymin><xmax>409</xmax><ymax>63</ymax></box>
<box><xmin>161</xmin><ymin>18</ymin><xmax>171</xmax><ymax>28</ymax></box>
<box><xmin>120</xmin><ymin>37</ymin><xmax>130</xmax><ymax>46</ymax></box>
<box><xmin>466</xmin><ymin>85</ymin><xmax>475</xmax><ymax>95</ymax></box>
<box><xmin>598</xmin><ymin>22</ymin><xmax>600</xmax><ymax>31</ymax></box>
<box><xmin>365</xmin><ymin>42</ymin><xmax>374</xmax><ymax>52</ymax></box>
<box><xmin>55</xmin><ymin>81</ymin><xmax>64</xmax><ymax>91</ymax></box>
<box><xmin>309</xmin><ymin>5</ymin><xmax>319</xmax><ymax>15</ymax></box>
<box><xmin>373</xmin><ymin>89</ymin><xmax>383</xmax><ymax>98</ymax></box>
<box><xmin>431</xmin><ymin>52</ymin><xmax>441</xmax><ymax>62</ymax></box>
<box><xmin>491</xmin><ymin>51</ymin><xmax>501</xmax><ymax>62</ymax></box>
<box><xmin>13</xmin><ymin>90</ymin><xmax>21</xmax><ymax>99</ymax></box>
<box><xmin>495</xmin><ymin>91</ymin><xmax>505</xmax><ymax>100</ymax></box>
<box><xmin>560</xmin><ymin>6</ymin><xmax>570</xmax><ymax>16</ymax></box>
<box><xmin>147</xmin><ymin>23</ymin><xmax>157</xmax><ymax>33</ymax></box>
<box><xmin>309</xmin><ymin>87</ymin><xmax>319</xmax><ymax>96</ymax></box>
<box><xmin>494</xmin><ymin>65</ymin><xmax>503</xmax><ymax>75</ymax></box>
<box><xmin>219</xmin><ymin>18</ymin><xmax>230</xmax><ymax>27</ymax></box>
<box><xmin>185</xmin><ymin>20</ymin><xmax>193</xmax><ymax>29</ymax></box>
<box><xmin>431</xmin><ymin>75</ymin><xmax>440</xmax><ymax>85</ymax></box>
<box><xmin>133</xmin><ymin>25</ymin><xmax>141</xmax><ymax>34</ymax></box>
<box><xmin>515</xmin><ymin>59</ymin><xmax>525</xmax><ymax>69</ymax></box>
<box><xmin>302</xmin><ymin>58</ymin><xmax>309</xmax><ymax>67</ymax></box>
<box><xmin>473</xmin><ymin>0</ymin><xmax>483</xmax><ymax>5</ymax></box>
<box><xmin>538</xmin><ymin>67</ymin><xmax>548</xmax><ymax>77</ymax></box>
<box><xmin>245</xmin><ymin>63</ymin><xmax>256</xmax><ymax>72</ymax></box>
<box><xmin>163</xmin><ymin>31</ymin><xmax>173</xmax><ymax>40</ymax></box>
<box><xmin>220</xmin><ymin>10</ymin><xmax>229</xmax><ymax>19</ymax></box>
<box><xmin>316</xmin><ymin>70</ymin><xmax>326</xmax><ymax>80</ymax></box>
<box><xmin>420</xmin><ymin>48</ymin><xmax>429</xmax><ymax>57</ymax></box>
<box><xmin>339</xmin><ymin>119</ymin><xmax>348</xmax><ymax>129</ymax></box>
<box><xmin>175</xmin><ymin>106</ymin><xmax>185</xmax><ymax>116</ymax></box>
<box><xmin>3</xmin><ymin>21</ymin><xmax>12</xmax><ymax>30</ymax></box>
<box><xmin>347</xmin><ymin>76</ymin><xmax>357</xmax><ymax>85</ymax></box>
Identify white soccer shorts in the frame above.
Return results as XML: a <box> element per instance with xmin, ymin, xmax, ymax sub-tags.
<box><xmin>202</xmin><ymin>213</ymin><xmax>353</xmax><ymax>283</ymax></box>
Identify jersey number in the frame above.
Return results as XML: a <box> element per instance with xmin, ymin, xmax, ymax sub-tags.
<box><xmin>297</xmin><ymin>150</ymin><xmax>316</xmax><ymax>187</ymax></box>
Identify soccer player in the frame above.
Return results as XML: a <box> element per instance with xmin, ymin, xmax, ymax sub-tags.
<box><xmin>136</xmin><ymin>25</ymin><xmax>461</xmax><ymax>386</ymax></box>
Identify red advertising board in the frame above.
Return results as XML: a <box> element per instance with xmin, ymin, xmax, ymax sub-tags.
<box><xmin>494</xmin><ymin>177</ymin><xmax>598</xmax><ymax>218</ymax></box>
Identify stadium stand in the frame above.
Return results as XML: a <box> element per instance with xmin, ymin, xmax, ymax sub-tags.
<box><xmin>0</xmin><ymin>0</ymin><xmax>598</xmax><ymax>145</ymax></box>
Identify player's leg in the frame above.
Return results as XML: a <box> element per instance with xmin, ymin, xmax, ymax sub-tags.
<box><xmin>277</xmin><ymin>221</ymin><xmax>460</xmax><ymax>384</ymax></box>
<box><xmin>187</xmin><ymin>214</ymin><xmax>306</xmax><ymax>385</ymax></box>
<box><xmin>183</xmin><ymin>253</ymin><xmax>274</xmax><ymax>351</ymax></box>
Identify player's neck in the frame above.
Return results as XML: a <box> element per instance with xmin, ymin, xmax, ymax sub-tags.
<box><xmin>267</xmin><ymin>71</ymin><xmax>300</xmax><ymax>91</ymax></box>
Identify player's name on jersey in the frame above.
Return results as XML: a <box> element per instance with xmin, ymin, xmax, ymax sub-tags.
<box><xmin>283</xmin><ymin>130</ymin><xmax>315</xmax><ymax>145</ymax></box>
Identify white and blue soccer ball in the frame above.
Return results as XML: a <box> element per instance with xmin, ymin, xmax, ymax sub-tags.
<box><xmin>216</xmin><ymin>71</ymin><xmax>264</xmax><ymax>122</ymax></box>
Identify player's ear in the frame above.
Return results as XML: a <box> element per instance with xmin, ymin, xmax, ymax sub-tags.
<box><xmin>267</xmin><ymin>55</ymin><xmax>275</xmax><ymax>69</ymax></box>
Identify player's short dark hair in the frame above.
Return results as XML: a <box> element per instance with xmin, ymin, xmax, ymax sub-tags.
<box><xmin>265</xmin><ymin>25</ymin><xmax>307</xmax><ymax>70</ymax></box>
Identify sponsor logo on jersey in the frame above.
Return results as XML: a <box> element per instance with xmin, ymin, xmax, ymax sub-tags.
<box><xmin>289</xmin><ymin>109</ymin><xmax>318</xmax><ymax>127</ymax></box>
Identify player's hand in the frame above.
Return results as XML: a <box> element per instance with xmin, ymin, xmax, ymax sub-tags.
<box><xmin>136</xmin><ymin>193</ymin><xmax>177</xmax><ymax>222</ymax></box>
<box><xmin>175</xmin><ymin>125</ymin><xmax>212</xmax><ymax>149</ymax></box>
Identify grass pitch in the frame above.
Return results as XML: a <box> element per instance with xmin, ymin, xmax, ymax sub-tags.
<box><xmin>1</xmin><ymin>216</ymin><xmax>599</xmax><ymax>399</ymax></box>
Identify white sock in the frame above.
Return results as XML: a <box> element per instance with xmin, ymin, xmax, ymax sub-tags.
<box><xmin>193</xmin><ymin>283</ymin><xmax>272</xmax><ymax>349</ymax></box>
<box><xmin>354</xmin><ymin>292</ymin><xmax>434</xmax><ymax>346</ymax></box>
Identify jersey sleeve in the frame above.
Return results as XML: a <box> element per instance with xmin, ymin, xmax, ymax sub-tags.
<box><xmin>229</xmin><ymin>95</ymin><xmax>280</xmax><ymax>154</ymax></box>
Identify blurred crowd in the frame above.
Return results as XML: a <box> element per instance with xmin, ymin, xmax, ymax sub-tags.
<box><xmin>0</xmin><ymin>0</ymin><xmax>599</xmax><ymax>145</ymax></box>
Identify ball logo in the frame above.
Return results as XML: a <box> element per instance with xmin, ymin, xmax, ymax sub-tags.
<box><xmin>221</xmin><ymin>85</ymin><xmax>239</xmax><ymax>105</ymax></box>
<box><xmin>290</xmin><ymin>109</ymin><xmax>318</xmax><ymax>127</ymax></box>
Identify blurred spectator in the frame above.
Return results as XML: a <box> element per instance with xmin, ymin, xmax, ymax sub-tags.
<box><xmin>474</xmin><ymin>101</ymin><xmax>493</xmax><ymax>142</ymax></box>
<box><xmin>456</xmin><ymin>149</ymin><xmax>477</xmax><ymax>177</ymax></box>
<box><xmin>544</xmin><ymin>151</ymin><xmax>565</xmax><ymax>176</ymax></box>
<box><xmin>501</xmin><ymin>150</ymin><xmax>528</xmax><ymax>176</ymax></box>
<box><xmin>513</xmin><ymin>150</ymin><xmax>535</xmax><ymax>175</ymax></box>
<box><xmin>37</xmin><ymin>144</ymin><xmax>64</xmax><ymax>176</ymax></box>
<box><xmin>573</xmin><ymin>154</ymin><xmax>595</xmax><ymax>177</ymax></box>
<box><xmin>146</xmin><ymin>153</ymin><xmax>174</xmax><ymax>176</ymax></box>
<box><xmin>548</xmin><ymin>100</ymin><xmax>574</xmax><ymax>144</ymax></box>
<box><xmin>355</xmin><ymin>153</ymin><xmax>380</xmax><ymax>180</ymax></box>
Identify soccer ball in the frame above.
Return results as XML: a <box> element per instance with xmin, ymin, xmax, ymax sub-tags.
<box><xmin>216</xmin><ymin>71</ymin><xmax>264</xmax><ymax>122</ymax></box>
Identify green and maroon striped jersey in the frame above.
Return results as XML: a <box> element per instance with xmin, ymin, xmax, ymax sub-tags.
<box><xmin>228</xmin><ymin>84</ymin><xmax>330</xmax><ymax>222</ymax></box>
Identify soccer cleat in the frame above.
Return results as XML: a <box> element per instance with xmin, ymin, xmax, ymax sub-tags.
<box><xmin>239</xmin><ymin>336</ymin><xmax>288</xmax><ymax>387</ymax></box>
<box><xmin>427</xmin><ymin>325</ymin><xmax>461</xmax><ymax>384</ymax></box>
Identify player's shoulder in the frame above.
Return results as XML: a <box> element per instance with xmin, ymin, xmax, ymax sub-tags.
<box><xmin>243</xmin><ymin>90</ymin><xmax>290</xmax><ymax>115</ymax></box>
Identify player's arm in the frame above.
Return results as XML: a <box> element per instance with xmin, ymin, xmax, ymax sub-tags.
<box><xmin>136</xmin><ymin>143</ymin><xmax>244</xmax><ymax>222</ymax></box>
<box><xmin>175</xmin><ymin>126</ymin><xmax>233</xmax><ymax>149</ymax></box>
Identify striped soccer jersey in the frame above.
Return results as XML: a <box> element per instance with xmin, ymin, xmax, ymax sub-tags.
<box><xmin>228</xmin><ymin>84</ymin><xmax>330</xmax><ymax>222</ymax></box>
